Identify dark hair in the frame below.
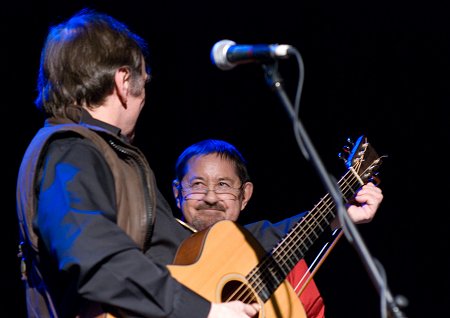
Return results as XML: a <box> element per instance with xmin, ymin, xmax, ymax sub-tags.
<box><xmin>35</xmin><ymin>8</ymin><xmax>150</xmax><ymax>117</ymax></box>
<box><xmin>175</xmin><ymin>139</ymin><xmax>251</xmax><ymax>184</ymax></box>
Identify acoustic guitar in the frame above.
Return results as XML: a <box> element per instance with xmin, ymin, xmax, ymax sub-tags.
<box><xmin>103</xmin><ymin>135</ymin><xmax>384</xmax><ymax>318</ymax></box>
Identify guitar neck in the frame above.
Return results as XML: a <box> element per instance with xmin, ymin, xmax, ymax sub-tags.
<box><xmin>246</xmin><ymin>167</ymin><xmax>364</xmax><ymax>302</ymax></box>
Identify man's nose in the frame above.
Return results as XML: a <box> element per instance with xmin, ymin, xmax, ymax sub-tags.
<box><xmin>202</xmin><ymin>189</ymin><xmax>220</xmax><ymax>203</ymax></box>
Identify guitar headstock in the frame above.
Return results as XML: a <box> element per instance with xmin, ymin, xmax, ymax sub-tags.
<box><xmin>338</xmin><ymin>135</ymin><xmax>385</xmax><ymax>185</ymax></box>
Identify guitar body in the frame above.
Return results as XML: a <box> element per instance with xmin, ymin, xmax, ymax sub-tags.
<box><xmin>167</xmin><ymin>220</ymin><xmax>307</xmax><ymax>318</ymax></box>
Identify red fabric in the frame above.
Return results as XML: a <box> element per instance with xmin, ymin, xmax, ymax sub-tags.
<box><xmin>286</xmin><ymin>259</ymin><xmax>325</xmax><ymax>318</ymax></box>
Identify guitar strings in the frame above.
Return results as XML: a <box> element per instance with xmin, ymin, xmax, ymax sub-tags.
<box><xmin>224</xmin><ymin>162</ymin><xmax>368</xmax><ymax>304</ymax></box>
<box><xmin>289</xmin><ymin>170</ymin><xmax>360</xmax><ymax>295</ymax></box>
<box><xmin>269</xmin><ymin>166</ymin><xmax>362</xmax><ymax>289</ymax></box>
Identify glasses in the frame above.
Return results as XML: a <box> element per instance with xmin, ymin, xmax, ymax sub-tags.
<box><xmin>179</xmin><ymin>183</ymin><xmax>243</xmax><ymax>201</ymax></box>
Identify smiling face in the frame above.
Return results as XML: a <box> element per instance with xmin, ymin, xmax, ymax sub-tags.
<box><xmin>173</xmin><ymin>153</ymin><xmax>254</xmax><ymax>232</ymax></box>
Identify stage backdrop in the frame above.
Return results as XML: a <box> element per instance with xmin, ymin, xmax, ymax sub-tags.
<box><xmin>3</xmin><ymin>1</ymin><xmax>449</xmax><ymax>317</ymax></box>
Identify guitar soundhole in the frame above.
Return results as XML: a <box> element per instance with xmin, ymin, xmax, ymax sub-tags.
<box><xmin>221</xmin><ymin>280</ymin><xmax>258</xmax><ymax>304</ymax></box>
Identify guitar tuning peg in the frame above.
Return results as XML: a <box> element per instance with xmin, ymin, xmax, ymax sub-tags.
<box><xmin>338</xmin><ymin>152</ymin><xmax>347</xmax><ymax>162</ymax></box>
<box><xmin>342</xmin><ymin>145</ymin><xmax>351</xmax><ymax>153</ymax></box>
<box><xmin>347</xmin><ymin>137</ymin><xmax>354</xmax><ymax>147</ymax></box>
<box><xmin>369</xmin><ymin>175</ymin><xmax>381</xmax><ymax>186</ymax></box>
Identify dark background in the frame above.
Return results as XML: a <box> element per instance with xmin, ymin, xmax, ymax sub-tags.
<box><xmin>3</xmin><ymin>1</ymin><xmax>449</xmax><ymax>317</ymax></box>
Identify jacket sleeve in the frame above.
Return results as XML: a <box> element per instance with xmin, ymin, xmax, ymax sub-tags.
<box><xmin>36</xmin><ymin>137</ymin><xmax>211</xmax><ymax>318</ymax></box>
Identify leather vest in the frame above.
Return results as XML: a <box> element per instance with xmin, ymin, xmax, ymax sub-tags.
<box><xmin>16</xmin><ymin>119</ymin><xmax>156</xmax><ymax>317</ymax></box>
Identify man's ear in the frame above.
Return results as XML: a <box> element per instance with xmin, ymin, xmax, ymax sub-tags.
<box><xmin>172</xmin><ymin>180</ymin><xmax>182</xmax><ymax>209</ymax></box>
<box><xmin>240</xmin><ymin>181</ymin><xmax>254</xmax><ymax>211</ymax></box>
<box><xmin>114</xmin><ymin>67</ymin><xmax>131</xmax><ymax>106</ymax></box>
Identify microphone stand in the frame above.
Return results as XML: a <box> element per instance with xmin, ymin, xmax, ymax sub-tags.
<box><xmin>261</xmin><ymin>60</ymin><xmax>408</xmax><ymax>318</ymax></box>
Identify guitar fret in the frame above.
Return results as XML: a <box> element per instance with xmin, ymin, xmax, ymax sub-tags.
<box><xmin>249</xmin><ymin>168</ymin><xmax>367</xmax><ymax>299</ymax></box>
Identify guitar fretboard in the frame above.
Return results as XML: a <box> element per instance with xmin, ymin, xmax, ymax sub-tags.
<box><xmin>247</xmin><ymin>164</ymin><xmax>368</xmax><ymax>302</ymax></box>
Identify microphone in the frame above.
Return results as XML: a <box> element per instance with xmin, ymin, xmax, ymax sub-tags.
<box><xmin>210</xmin><ymin>39</ymin><xmax>293</xmax><ymax>71</ymax></box>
